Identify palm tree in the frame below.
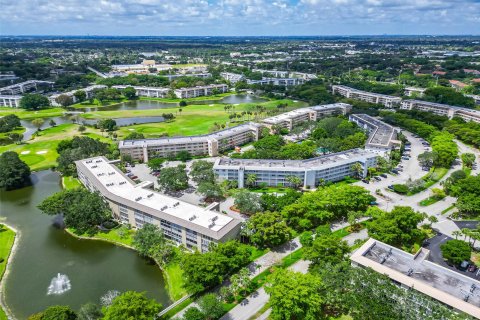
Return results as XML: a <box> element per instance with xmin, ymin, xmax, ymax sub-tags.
<box><xmin>452</xmin><ymin>230</ymin><xmax>462</xmax><ymax>240</ymax></box>
<box><xmin>462</xmin><ymin>228</ymin><xmax>471</xmax><ymax>241</ymax></box>
<box><xmin>285</xmin><ymin>175</ymin><xmax>302</xmax><ymax>189</ymax></box>
<box><xmin>350</xmin><ymin>163</ymin><xmax>364</xmax><ymax>179</ymax></box>
<box><xmin>246</xmin><ymin>174</ymin><xmax>257</xmax><ymax>188</ymax></box>
<box><xmin>427</xmin><ymin>215</ymin><xmax>438</xmax><ymax>227</ymax></box>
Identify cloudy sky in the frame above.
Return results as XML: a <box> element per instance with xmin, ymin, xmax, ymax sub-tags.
<box><xmin>1</xmin><ymin>0</ymin><xmax>479</xmax><ymax>36</ymax></box>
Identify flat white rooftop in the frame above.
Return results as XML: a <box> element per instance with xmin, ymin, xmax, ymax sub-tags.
<box><xmin>77</xmin><ymin>157</ymin><xmax>234</xmax><ymax>233</ymax></box>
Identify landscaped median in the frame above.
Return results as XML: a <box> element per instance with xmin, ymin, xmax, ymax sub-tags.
<box><xmin>0</xmin><ymin>224</ymin><xmax>17</xmax><ymax>320</ymax></box>
<box><xmin>389</xmin><ymin>167</ymin><xmax>449</xmax><ymax>196</ymax></box>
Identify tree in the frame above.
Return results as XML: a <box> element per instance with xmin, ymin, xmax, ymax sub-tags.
<box><xmin>38</xmin><ymin>189</ymin><xmax>111</xmax><ymax>235</ymax></box>
<box><xmin>97</xmin><ymin>119</ymin><xmax>117</xmax><ymax>132</ymax></box>
<box><xmin>124</xmin><ymin>132</ymin><xmax>145</xmax><ymax>140</ymax></box>
<box><xmin>234</xmin><ymin>189</ymin><xmax>262</xmax><ymax>215</ymax></box>
<box><xmin>461</xmin><ymin>153</ymin><xmax>476</xmax><ymax>168</ymax></box>
<box><xmin>55</xmin><ymin>94</ymin><xmax>74</xmax><ymax>107</ymax></box>
<box><xmin>197</xmin><ymin>293</ymin><xmax>224</xmax><ymax>320</ymax></box>
<box><xmin>78</xmin><ymin>125</ymin><xmax>86</xmax><ymax>133</ymax></box>
<box><xmin>177</xmin><ymin>150</ymin><xmax>191</xmax><ymax>162</ymax></box>
<box><xmin>74</xmin><ymin>90</ymin><xmax>87</xmax><ymax>102</ymax></box>
<box><xmin>179</xmin><ymin>100</ymin><xmax>187</xmax><ymax>107</ymax></box>
<box><xmin>9</xmin><ymin>132</ymin><xmax>23</xmax><ymax>144</ymax></box>
<box><xmin>147</xmin><ymin>158</ymin><xmax>164</xmax><ymax>171</ymax></box>
<box><xmin>265</xmin><ymin>269</ymin><xmax>323</xmax><ymax>320</ymax></box>
<box><xmin>417</xmin><ymin>151</ymin><xmax>438</xmax><ymax>168</ymax></box>
<box><xmin>452</xmin><ymin>230</ymin><xmax>462</xmax><ymax>240</ymax></box>
<box><xmin>440</xmin><ymin>239</ymin><xmax>471</xmax><ymax>265</ymax></box>
<box><xmin>123</xmin><ymin>86</ymin><xmax>137</xmax><ymax>100</ymax></box>
<box><xmin>190</xmin><ymin>160</ymin><xmax>215</xmax><ymax>184</ymax></box>
<box><xmin>244</xmin><ymin>211</ymin><xmax>293</xmax><ymax>248</ymax></box>
<box><xmin>157</xmin><ymin>164</ymin><xmax>189</xmax><ymax>192</ymax></box>
<box><xmin>133</xmin><ymin>223</ymin><xmax>167</xmax><ymax>258</ymax></box>
<box><xmin>31</xmin><ymin>118</ymin><xmax>45</xmax><ymax>132</ymax></box>
<box><xmin>77</xmin><ymin>302</ymin><xmax>103</xmax><ymax>320</ymax></box>
<box><xmin>427</xmin><ymin>215</ymin><xmax>438</xmax><ymax>227</ymax></box>
<box><xmin>431</xmin><ymin>132</ymin><xmax>458</xmax><ymax>168</ymax></box>
<box><xmin>49</xmin><ymin>119</ymin><xmax>57</xmax><ymax>127</ymax></box>
<box><xmin>102</xmin><ymin>291</ymin><xmax>162</xmax><ymax>320</ymax></box>
<box><xmin>245</xmin><ymin>173</ymin><xmax>257</xmax><ymax>187</ymax></box>
<box><xmin>197</xmin><ymin>181</ymin><xmax>224</xmax><ymax>201</ymax></box>
<box><xmin>38</xmin><ymin>305</ymin><xmax>77</xmax><ymax>320</ymax></box>
<box><xmin>285</xmin><ymin>175</ymin><xmax>302</xmax><ymax>189</ymax></box>
<box><xmin>182</xmin><ymin>307</ymin><xmax>204</xmax><ymax>320</ymax></box>
<box><xmin>0</xmin><ymin>151</ymin><xmax>31</xmax><ymax>190</ymax></box>
<box><xmin>20</xmin><ymin>93</ymin><xmax>50</xmax><ymax>110</ymax></box>
<box><xmin>0</xmin><ymin>114</ymin><xmax>21</xmax><ymax>132</ymax></box>
<box><xmin>304</xmin><ymin>235</ymin><xmax>350</xmax><ymax>270</ymax></box>
<box><xmin>350</xmin><ymin>162</ymin><xmax>364</xmax><ymax>179</ymax></box>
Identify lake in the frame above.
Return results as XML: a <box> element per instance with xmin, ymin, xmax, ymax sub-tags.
<box><xmin>0</xmin><ymin>171</ymin><xmax>170</xmax><ymax>318</ymax></box>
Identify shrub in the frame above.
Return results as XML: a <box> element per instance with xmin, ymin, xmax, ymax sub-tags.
<box><xmin>393</xmin><ymin>184</ymin><xmax>409</xmax><ymax>194</ymax></box>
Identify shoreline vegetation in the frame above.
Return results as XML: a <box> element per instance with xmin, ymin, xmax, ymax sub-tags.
<box><xmin>0</xmin><ymin>223</ymin><xmax>18</xmax><ymax>320</ymax></box>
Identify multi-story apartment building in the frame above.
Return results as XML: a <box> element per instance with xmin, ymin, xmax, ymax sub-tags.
<box><xmin>262</xmin><ymin>103</ymin><xmax>351</xmax><ymax>131</ymax></box>
<box><xmin>112</xmin><ymin>85</ymin><xmax>170</xmax><ymax>98</ymax></box>
<box><xmin>76</xmin><ymin>157</ymin><xmax>241</xmax><ymax>252</ymax></box>
<box><xmin>111</xmin><ymin>60</ymin><xmax>172</xmax><ymax>75</ymax></box>
<box><xmin>0</xmin><ymin>80</ymin><xmax>54</xmax><ymax>95</ymax></box>
<box><xmin>119</xmin><ymin>123</ymin><xmax>261</xmax><ymax>162</ymax></box>
<box><xmin>404</xmin><ymin>87</ymin><xmax>427</xmax><ymax>97</ymax></box>
<box><xmin>49</xmin><ymin>85</ymin><xmax>107</xmax><ymax>106</ymax></box>
<box><xmin>0</xmin><ymin>95</ymin><xmax>22</xmax><ymax>108</ymax></box>
<box><xmin>349</xmin><ymin>114</ymin><xmax>400</xmax><ymax>155</ymax></box>
<box><xmin>247</xmin><ymin>78</ymin><xmax>305</xmax><ymax>86</ymax></box>
<box><xmin>400</xmin><ymin>100</ymin><xmax>480</xmax><ymax>123</ymax></box>
<box><xmin>214</xmin><ymin>148</ymin><xmax>377</xmax><ymax>188</ymax></box>
<box><xmin>173</xmin><ymin>84</ymin><xmax>228</xmax><ymax>99</ymax></box>
<box><xmin>351</xmin><ymin>238</ymin><xmax>480</xmax><ymax>319</ymax></box>
<box><xmin>332</xmin><ymin>85</ymin><xmax>402</xmax><ymax>108</ymax></box>
<box><xmin>251</xmin><ymin>69</ymin><xmax>317</xmax><ymax>80</ymax></box>
<box><xmin>220</xmin><ymin>72</ymin><xmax>245</xmax><ymax>84</ymax></box>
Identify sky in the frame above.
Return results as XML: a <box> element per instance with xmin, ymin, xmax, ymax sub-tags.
<box><xmin>0</xmin><ymin>0</ymin><xmax>479</xmax><ymax>36</ymax></box>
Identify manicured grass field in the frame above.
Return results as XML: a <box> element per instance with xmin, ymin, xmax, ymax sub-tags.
<box><xmin>71</xmin><ymin>98</ymin><xmax>128</xmax><ymax>109</ymax></box>
<box><xmin>0</xmin><ymin>107</ymin><xmax>64</xmax><ymax>120</ymax></box>
<box><xmin>62</xmin><ymin>176</ymin><xmax>82</xmax><ymax>190</ymax></box>
<box><xmin>0</xmin><ymin>225</ymin><xmax>15</xmax><ymax>319</ymax></box>
<box><xmin>419</xmin><ymin>196</ymin><xmax>441</xmax><ymax>207</ymax></box>
<box><xmin>164</xmin><ymin>262</ymin><xmax>187</xmax><ymax>301</ymax></box>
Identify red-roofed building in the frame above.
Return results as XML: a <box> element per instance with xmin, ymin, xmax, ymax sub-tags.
<box><xmin>464</xmin><ymin>69</ymin><xmax>480</xmax><ymax>75</ymax></box>
<box><xmin>432</xmin><ymin>71</ymin><xmax>447</xmax><ymax>76</ymax></box>
<box><xmin>472</xmin><ymin>78</ymin><xmax>480</xmax><ymax>83</ymax></box>
<box><xmin>449</xmin><ymin>80</ymin><xmax>468</xmax><ymax>90</ymax></box>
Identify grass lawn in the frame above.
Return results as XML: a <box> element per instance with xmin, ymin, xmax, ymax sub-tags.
<box><xmin>164</xmin><ymin>262</ymin><xmax>187</xmax><ymax>301</ymax></box>
<box><xmin>111</xmin><ymin>99</ymin><xmax>306</xmax><ymax>139</ymax></box>
<box><xmin>0</xmin><ymin>107</ymin><xmax>64</xmax><ymax>120</ymax></box>
<box><xmin>0</xmin><ymin>225</ymin><xmax>15</xmax><ymax>320</ymax></box>
<box><xmin>72</xmin><ymin>227</ymin><xmax>136</xmax><ymax>247</ymax></box>
<box><xmin>62</xmin><ymin>176</ymin><xmax>82</xmax><ymax>190</ymax></box>
<box><xmin>71</xmin><ymin>98</ymin><xmax>128</xmax><ymax>109</ymax></box>
<box><xmin>0</xmin><ymin>124</ymin><xmax>112</xmax><ymax>171</ymax></box>
<box><xmin>419</xmin><ymin>196</ymin><xmax>441</xmax><ymax>207</ymax></box>
<box><xmin>441</xmin><ymin>205</ymin><xmax>455</xmax><ymax>215</ymax></box>
<box><xmin>249</xmin><ymin>186</ymin><xmax>292</xmax><ymax>194</ymax></box>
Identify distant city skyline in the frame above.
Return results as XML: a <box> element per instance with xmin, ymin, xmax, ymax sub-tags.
<box><xmin>1</xmin><ymin>0</ymin><xmax>479</xmax><ymax>36</ymax></box>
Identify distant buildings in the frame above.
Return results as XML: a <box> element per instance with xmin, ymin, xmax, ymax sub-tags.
<box><xmin>332</xmin><ymin>85</ymin><xmax>402</xmax><ymax>108</ymax></box>
<box><xmin>0</xmin><ymin>80</ymin><xmax>54</xmax><ymax>95</ymax></box>
<box><xmin>111</xmin><ymin>60</ymin><xmax>172</xmax><ymax>75</ymax></box>
<box><xmin>49</xmin><ymin>85</ymin><xmax>107</xmax><ymax>106</ymax></box>
<box><xmin>76</xmin><ymin>157</ymin><xmax>241</xmax><ymax>251</ymax></box>
<box><xmin>0</xmin><ymin>95</ymin><xmax>22</xmax><ymax>108</ymax></box>
<box><xmin>351</xmin><ymin>238</ymin><xmax>480</xmax><ymax>319</ymax></box>
<box><xmin>173</xmin><ymin>84</ymin><xmax>228</xmax><ymax>99</ymax></box>
<box><xmin>119</xmin><ymin>123</ymin><xmax>261</xmax><ymax>162</ymax></box>
<box><xmin>449</xmin><ymin>80</ymin><xmax>468</xmax><ymax>91</ymax></box>
<box><xmin>404</xmin><ymin>87</ymin><xmax>426</xmax><ymax>97</ymax></box>
<box><xmin>214</xmin><ymin>148</ymin><xmax>377</xmax><ymax>188</ymax></box>
<box><xmin>349</xmin><ymin>114</ymin><xmax>400</xmax><ymax>155</ymax></box>
<box><xmin>400</xmin><ymin>100</ymin><xmax>480</xmax><ymax>123</ymax></box>
<box><xmin>252</xmin><ymin>69</ymin><xmax>317</xmax><ymax>80</ymax></box>
<box><xmin>220</xmin><ymin>72</ymin><xmax>245</xmax><ymax>84</ymax></box>
<box><xmin>247</xmin><ymin>77</ymin><xmax>305</xmax><ymax>86</ymax></box>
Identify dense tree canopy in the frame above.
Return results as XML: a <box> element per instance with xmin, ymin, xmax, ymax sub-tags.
<box><xmin>0</xmin><ymin>114</ymin><xmax>21</xmax><ymax>133</ymax></box>
<box><xmin>423</xmin><ymin>86</ymin><xmax>475</xmax><ymax>108</ymax></box>
<box><xmin>20</xmin><ymin>93</ymin><xmax>50</xmax><ymax>110</ymax></box>
<box><xmin>304</xmin><ymin>235</ymin><xmax>350</xmax><ymax>270</ymax></box>
<box><xmin>157</xmin><ymin>164</ymin><xmax>189</xmax><ymax>192</ymax></box>
<box><xmin>0</xmin><ymin>151</ymin><xmax>31</xmax><ymax>190</ymax></box>
<box><xmin>244</xmin><ymin>211</ymin><xmax>294</xmax><ymax>248</ymax></box>
<box><xmin>190</xmin><ymin>160</ymin><xmax>215</xmax><ymax>184</ymax></box>
<box><xmin>102</xmin><ymin>291</ymin><xmax>162</xmax><ymax>320</ymax></box>
<box><xmin>441</xmin><ymin>239</ymin><xmax>472</xmax><ymax>265</ymax></box>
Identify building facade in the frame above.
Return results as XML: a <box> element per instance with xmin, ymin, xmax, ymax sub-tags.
<box><xmin>49</xmin><ymin>85</ymin><xmax>107</xmax><ymax>106</ymax></box>
<box><xmin>0</xmin><ymin>95</ymin><xmax>22</xmax><ymax>108</ymax></box>
<box><xmin>332</xmin><ymin>85</ymin><xmax>402</xmax><ymax>108</ymax></box>
<box><xmin>349</xmin><ymin>114</ymin><xmax>400</xmax><ymax>155</ymax></box>
<box><xmin>173</xmin><ymin>84</ymin><xmax>228</xmax><ymax>99</ymax></box>
<box><xmin>400</xmin><ymin>99</ymin><xmax>480</xmax><ymax>123</ymax></box>
<box><xmin>0</xmin><ymin>80</ymin><xmax>54</xmax><ymax>95</ymax></box>
<box><xmin>214</xmin><ymin>149</ymin><xmax>377</xmax><ymax>188</ymax></box>
<box><xmin>112</xmin><ymin>85</ymin><xmax>170</xmax><ymax>98</ymax></box>
<box><xmin>220</xmin><ymin>72</ymin><xmax>245</xmax><ymax>84</ymax></box>
<box><xmin>76</xmin><ymin>157</ymin><xmax>241</xmax><ymax>252</ymax></box>
<box><xmin>247</xmin><ymin>78</ymin><xmax>305</xmax><ymax>86</ymax></box>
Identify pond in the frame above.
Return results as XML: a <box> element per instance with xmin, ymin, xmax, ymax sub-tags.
<box><xmin>75</xmin><ymin>94</ymin><xmax>268</xmax><ymax>112</ymax></box>
<box><xmin>0</xmin><ymin>171</ymin><xmax>170</xmax><ymax>318</ymax></box>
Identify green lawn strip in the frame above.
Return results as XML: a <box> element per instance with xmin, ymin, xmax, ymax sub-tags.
<box><xmin>62</xmin><ymin>176</ymin><xmax>82</xmax><ymax>190</ymax></box>
<box><xmin>249</xmin><ymin>186</ymin><xmax>291</xmax><ymax>194</ymax></box>
<box><xmin>66</xmin><ymin>227</ymin><xmax>135</xmax><ymax>247</ymax></box>
<box><xmin>0</xmin><ymin>308</ymin><xmax>6</xmax><ymax>320</ymax></box>
<box><xmin>0</xmin><ymin>127</ymin><xmax>26</xmax><ymax>140</ymax></box>
<box><xmin>0</xmin><ymin>226</ymin><xmax>15</xmax><ymax>320</ymax></box>
<box><xmin>399</xmin><ymin>167</ymin><xmax>449</xmax><ymax>196</ymax></box>
<box><xmin>0</xmin><ymin>108</ymin><xmax>65</xmax><ymax>120</ymax></box>
<box><xmin>419</xmin><ymin>196</ymin><xmax>441</xmax><ymax>207</ymax></box>
<box><xmin>250</xmin><ymin>247</ymin><xmax>269</xmax><ymax>261</ymax></box>
<box><xmin>163</xmin><ymin>262</ymin><xmax>187</xmax><ymax>301</ymax></box>
<box><xmin>441</xmin><ymin>205</ymin><xmax>455</xmax><ymax>215</ymax></box>
<box><xmin>70</xmin><ymin>98</ymin><xmax>128</xmax><ymax>109</ymax></box>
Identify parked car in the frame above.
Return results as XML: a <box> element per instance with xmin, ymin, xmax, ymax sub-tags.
<box><xmin>391</xmin><ymin>169</ymin><xmax>399</xmax><ymax>174</ymax></box>
<box><xmin>362</xmin><ymin>179</ymin><xmax>369</xmax><ymax>184</ymax></box>
<box><xmin>370</xmin><ymin>201</ymin><xmax>378</xmax><ymax>205</ymax></box>
<box><xmin>468</xmin><ymin>265</ymin><xmax>477</xmax><ymax>273</ymax></box>
<box><xmin>388</xmin><ymin>185</ymin><xmax>394</xmax><ymax>190</ymax></box>
<box><xmin>374</xmin><ymin>176</ymin><xmax>381</xmax><ymax>181</ymax></box>
<box><xmin>459</xmin><ymin>261</ymin><xmax>470</xmax><ymax>271</ymax></box>
<box><xmin>380</xmin><ymin>173</ymin><xmax>388</xmax><ymax>178</ymax></box>
<box><xmin>130</xmin><ymin>175</ymin><xmax>138</xmax><ymax>180</ymax></box>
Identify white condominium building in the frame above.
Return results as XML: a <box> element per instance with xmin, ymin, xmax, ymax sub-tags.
<box><xmin>332</xmin><ymin>85</ymin><xmax>402</xmax><ymax>108</ymax></box>
<box><xmin>0</xmin><ymin>95</ymin><xmax>22</xmax><ymax>108</ymax></box>
<box><xmin>220</xmin><ymin>72</ymin><xmax>245</xmax><ymax>84</ymax></box>
<box><xmin>76</xmin><ymin>157</ymin><xmax>241</xmax><ymax>251</ymax></box>
<box><xmin>112</xmin><ymin>85</ymin><xmax>170</xmax><ymax>98</ymax></box>
<box><xmin>262</xmin><ymin>103</ymin><xmax>352</xmax><ymax>131</ymax></box>
<box><xmin>247</xmin><ymin>78</ymin><xmax>305</xmax><ymax>86</ymax></box>
<box><xmin>349</xmin><ymin>114</ymin><xmax>400</xmax><ymax>155</ymax></box>
<box><xmin>174</xmin><ymin>84</ymin><xmax>228</xmax><ymax>99</ymax></box>
<box><xmin>119</xmin><ymin>123</ymin><xmax>261</xmax><ymax>162</ymax></box>
<box><xmin>400</xmin><ymin>100</ymin><xmax>480</xmax><ymax>123</ymax></box>
<box><xmin>49</xmin><ymin>85</ymin><xmax>107</xmax><ymax>106</ymax></box>
<box><xmin>214</xmin><ymin>149</ymin><xmax>377</xmax><ymax>189</ymax></box>
<box><xmin>0</xmin><ymin>80</ymin><xmax>54</xmax><ymax>95</ymax></box>
<box><xmin>111</xmin><ymin>60</ymin><xmax>172</xmax><ymax>75</ymax></box>
<box><xmin>252</xmin><ymin>69</ymin><xmax>317</xmax><ymax>80</ymax></box>
<box><xmin>351</xmin><ymin>238</ymin><xmax>480</xmax><ymax>319</ymax></box>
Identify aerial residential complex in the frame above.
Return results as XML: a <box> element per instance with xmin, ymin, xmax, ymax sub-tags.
<box><xmin>75</xmin><ymin>156</ymin><xmax>242</xmax><ymax>252</ymax></box>
<box><xmin>401</xmin><ymin>99</ymin><xmax>480</xmax><ymax>123</ymax></box>
<box><xmin>351</xmin><ymin>238</ymin><xmax>480</xmax><ymax>319</ymax></box>
<box><xmin>112</xmin><ymin>85</ymin><xmax>170</xmax><ymax>98</ymax></box>
<box><xmin>213</xmin><ymin>148</ymin><xmax>377</xmax><ymax>188</ymax></box>
<box><xmin>0</xmin><ymin>80</ymin><xmax>54</xmax><ymax>95</ymax></box>
<box><xmin>262</xmin><ymin>103</ymin><xmax>351</xmax><ymax>131</ymax></box>
<box><xmin>247</xmin><ymin>77</ymin><xmax>305</xmax><ymax>86</ymax></box>
<box><xmin>404</xmin><ymin>87</ymin><xmax>427</xmax><ymax>97</ymax></box>
<box><xmin>173</xmin><ymin>84</ymin><xmax>228</xmax><ymax>99</ymax></box>
<box><xmin>349</xmin><ymin>114</ymin><xmax>400</xmax><ymax>155</ymax></box>
<box><xmin>119</xmin><ymin>122</ymin><xmax>261</xmax><ymax>161</ymax></box>
<box><xmin>0</xmin><ymin>95</ymin><xmax>22</xmax><ymax>108</ymax></box>
<box><xmin>220</xmin><ymin>72</ymin><xmax>245</xmax><ymax>84</ymax></box>
<box><xmin>49</xmin><ymin>85</ymin><xmax>107</xmax><ymax>106</ymax></box>
<box><xmin>332</xmin><ymin>85</ymin><xmax>402</xmax><ymax>108</ymax></box>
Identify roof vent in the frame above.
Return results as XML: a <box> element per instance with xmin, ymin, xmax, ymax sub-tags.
<box><xmin>189</xmin><ymin>215</ymin><xmax>197</xmax><ymax>221</ymax></box>
<box><xmin>135</xmin><ymin>197</ymin><xmax>142</xmax><ymax>201</ymax></box>
<box><xmin>147</xmin><ymin>193</ymin><xmax>154</xmax><ymax>198</ymax></box>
